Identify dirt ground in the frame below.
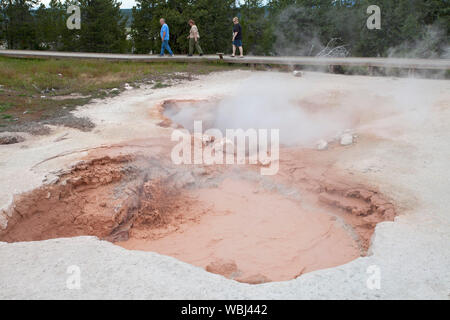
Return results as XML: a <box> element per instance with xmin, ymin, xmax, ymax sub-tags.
<box><xmin>0</xmin><ymin>70</ymin><xmax>449</xmax><ymax>299</ymax></box>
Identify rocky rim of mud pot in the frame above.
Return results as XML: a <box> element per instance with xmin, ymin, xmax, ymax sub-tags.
<box><xmin>0</xmin><ymin>150</ymin><xmax>396</xmax><ymax>284</ymax></box>
<box><xmin>0</xmin><ymin>133</ymin><xmax>26</xmax><ymax>145</ymax></box>
<box><xmin>316</xmin><ymin>180</ymin><xmax>396</xmax><ymax>251</ymax></box>
<box><xmin>155</xmin><ymin>99</ymin><xmax>216</xmax><ymax>129</ymax></box>
<box><xmin>0</xmin><ymin>154</ymin><xmax>196</xmax><ymax>242</ymax></box>
<box><xmin>0</xmin><ymin>95</ymin><xmax>400</xmax><ymax>283</ymax></box>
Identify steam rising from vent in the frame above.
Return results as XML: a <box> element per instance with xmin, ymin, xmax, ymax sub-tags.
<box><xmin>164</xmin><ymin>71</ymin><xmax>440</xmax><ymax>149</ymax></box>
<box><xmin>212</xmin><ymin>75</ymin><xmax>353</xmax><ymax>146</ymax></box>
<box><xmin>388</xmin><ymin>25</ymin><xmax>450</xmax><ymax>59</ymax></box>
<box><xmin>164</xmin><ymin>74</ymin><xmax>356</xmax><ymax>147</ymax></box>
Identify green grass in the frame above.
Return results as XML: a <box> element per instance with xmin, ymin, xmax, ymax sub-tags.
<box><xmin>0</xmin><ymin>102</ymin><xmax>14</xmax><ymax>113</ymax></box>
<box><xmin>0</xmin><ymin>56</ymin><xmax>245</xmax><ymax>128</ymax></box>
<box><xmin>152</xmin><ymin>82</ymin><xmax>171</xmax><ymax>89</ymax></box>
<box><xmin>0</xmin><ymin>57</ymin><xmax>240</xmax><ymax>95</ymax></box>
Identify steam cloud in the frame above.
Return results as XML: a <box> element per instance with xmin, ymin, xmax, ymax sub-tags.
<box><xmin>165</xmin><ymin>73</ymin><xmax>356</xmax><ymax>147</ymax></box>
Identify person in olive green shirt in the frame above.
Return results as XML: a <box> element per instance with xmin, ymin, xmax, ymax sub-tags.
<box><xmin>187</xmin><ymin>19</ymin><xmax>204</xmax><ymax>56</ymax></box>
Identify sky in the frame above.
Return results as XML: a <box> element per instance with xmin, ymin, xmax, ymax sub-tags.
<box><xmin>117</xmin><ymin>0</ymin><xmax>138</xmax><ymax>7</ymax></box>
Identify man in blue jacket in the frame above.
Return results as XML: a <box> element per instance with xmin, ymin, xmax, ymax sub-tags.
<box><xmin>159</xmin><ymin>18</ymin><xmax>174</xmax><ymax>57</ymax></box>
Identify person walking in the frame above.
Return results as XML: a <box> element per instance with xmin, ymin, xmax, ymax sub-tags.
<box><xmin>187</xmin><ymin>20</ymin><xmax>203</xmax><ymax>56</ymax></box>
<box><xmin>159</xmin><ymin>18</ymin><xmax>174</xmax><ymax>57</ymax></box>
<box><xmin>231</xmin><ymin>17</ymin><xmax>243</xmax><ymax>58</ymax></box>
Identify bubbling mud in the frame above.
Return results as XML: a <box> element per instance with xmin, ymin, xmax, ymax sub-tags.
<box><xmin>0</xmin><ymin>146</ymin><xmax>396</xmax><ymax>284</ymax></box>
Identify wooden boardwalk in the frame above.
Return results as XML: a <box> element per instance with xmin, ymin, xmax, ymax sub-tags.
<box><xmin>1</xmin><ymin>49</ymin><xmax>449</xmax><ymax>70</ymax></box>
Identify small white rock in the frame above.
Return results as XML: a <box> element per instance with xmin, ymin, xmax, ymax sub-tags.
<box><xmin>293</xmin><ymin>70</ymin><xmax>303</xmax><ymax>77</ymax></box>
<box><xmin>340</xmin><ymin>133</ymin><xmax>354</xmax><ymax>146</ymax></box>
<box><xmin>316</xmin><ymin>139</ymin><xmax>328</xmax><ymax>150</ymax></box>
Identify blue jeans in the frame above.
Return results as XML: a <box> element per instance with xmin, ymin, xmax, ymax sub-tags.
<box><xmin>160</xmin><ymin>40</ymin><xmax>173</xmax><ymax>56</ymax></box>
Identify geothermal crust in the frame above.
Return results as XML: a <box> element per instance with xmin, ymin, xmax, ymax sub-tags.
<box><xmin>0</xmin><ymin>70</ymin><xmax>449</xmax><ymax>299</ymax></box>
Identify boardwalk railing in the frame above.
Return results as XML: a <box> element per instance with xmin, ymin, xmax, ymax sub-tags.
<box><xmin>1</xmin><ymin>49</ymin><xmax>449</xmax><ymax>71</ymax></box>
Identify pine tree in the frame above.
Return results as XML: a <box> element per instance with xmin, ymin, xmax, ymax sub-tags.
<box><xmin>1</xmin><ymin>0</ymin><xmax>38</xmax><ymax>49</ymax></box>
<box><xmin>35</xmin><ymin>0</ymin><xmax>66</xmax><ymax>50</ymax></box>
<box><xmin>131</xmin><ymin>0</ymin><xmax>161</xmax><ymax>54</ymax></box>
<box><xmin>186</xmin><ymin>0</ymin><xmax>235</xmax><ymax>54</ymax></box>
<box><xmin>77</xmin><ymin>0</ymin><xmax>128</xmax><ymax>53</ymax></box>
<box><xmin>240</xmin><ymin>0</ymin><xmax>268</xmax><ymax>55</ymax></box>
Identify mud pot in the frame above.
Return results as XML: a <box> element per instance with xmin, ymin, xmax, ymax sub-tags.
<box><xmin>0</xmin><ymin>99</ymin><xmax>396</xmax><ymax>284</ymax></box>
